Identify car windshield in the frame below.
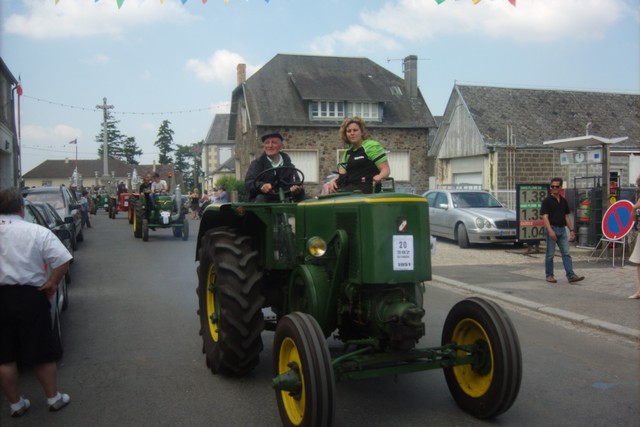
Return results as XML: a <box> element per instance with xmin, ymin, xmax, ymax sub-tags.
<box><xmin>451</xmin><ymin>192</ymin><xmax>502</xmax><ymax>208</ymax></box>
<box><xmin>24</xmin><ymin>192</ymin><xmax>64</xmax><ymax>210</ymax></box>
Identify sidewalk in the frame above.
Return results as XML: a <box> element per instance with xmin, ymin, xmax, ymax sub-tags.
<box><xmin>430</xmin><ymin>244</ymin><xmax>640</xmax><ymax>341</ymax></box>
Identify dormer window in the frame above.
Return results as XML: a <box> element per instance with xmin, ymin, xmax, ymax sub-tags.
<box><xmin>349</xmin><ymin>102</ymin><xmax>381</xmax><ymax>120</ymax></box>
<box><xmin>310</xmin><ymin>101</ymin><xmax>345</xmax><ymax>120</ymax></box>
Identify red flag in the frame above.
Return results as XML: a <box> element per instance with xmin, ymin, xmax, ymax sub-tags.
<box><xmin>508</xmin><ymin>0</ymin><xmax>516</xmax><ymax>6</ymax></box>
<box><xmin>69</xmin><ymin>139</ymin><xmax>77</xmax><ymax>145</ymax></box>
<box><xmin>16</xmin><ymin>79</ymin><xmax>23</xmax><ymax>96</ymax></box>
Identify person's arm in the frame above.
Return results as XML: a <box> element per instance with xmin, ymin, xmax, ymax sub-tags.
<box><xmin>373</xmin><ymin>160</ymin><xmax>390</xmax><ymax>184</ymax></box>
<box><xmin>39</xmin><ymin>261</ymin><xmax>70</xmax><ymax>299</ymax></box>
<box><xmin>565</xmin><ymin>213</ymin><xmax>575</xmax><ymax>240</ymax></box>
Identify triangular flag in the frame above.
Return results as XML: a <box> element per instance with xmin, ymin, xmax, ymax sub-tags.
<box><xmin>181</xmin><ymin>0</ymin><xmax>188</xmax><ymax>4</ymax></box>
<box><xmin>69</xmin><ymin>139</ymin><xmax>77</xmax><ymax>145</ymax></box>
<box><xmin>473</xmin><ymin>0</ymin><xmax>482</xmax><ymax>4</ymax></box>
<box><xmin>117</xmin><ymin>0</ymin><xmax>124</xmax><ymax>9</ymax></box>
<box><xmin>435</xmin><ymin>0</ymin><xmax>446</xmax><ymax>4</ymax></box>
<box><xmin>508</xmin><ymin>0</ymin><xmax>516</xmax><ymax>6</ymax></box>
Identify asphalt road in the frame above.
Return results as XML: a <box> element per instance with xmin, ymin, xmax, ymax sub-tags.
<box><xmin>1</xmin><ymin>213</ymin><xmax>638</xmax><ymax>426</ymax></box>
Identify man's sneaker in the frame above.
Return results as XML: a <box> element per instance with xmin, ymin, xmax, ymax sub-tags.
<box><xmin>568</xmin><ymin>275</ymin><xmax>585</xmax><ymax>283</ymax></box>
<box><xmin>10</xmin><ymin>397</ymin><xmax>31</xmax><ymax>417</ymax></box>
<box><xmin>48</xmin><ymin>393</ymin><xmax>70</xmax><ymax>412</ymax></box>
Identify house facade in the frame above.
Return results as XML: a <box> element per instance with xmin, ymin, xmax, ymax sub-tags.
<box><xmin>228</xmin><ymin>54</ymin><xmax>436</xmax><ymax>196</ymax></box>
<box><xmin>0</xmin><ymin>57</ymin><xmax>20</xmax><ymax>189</ymax></box>
<box><xmin>430</xmin><ymin>84</ymin><xmax>640</xmax><ymax>205</ymax></box>
<box><xmin>201</xmin><ymin>113</ymin><xmax>235</xmax><ymax>192</ymax></box>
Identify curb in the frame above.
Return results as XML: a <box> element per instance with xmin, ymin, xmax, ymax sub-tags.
<box><xmin>431</xmin><ymin>274</ymin><xmax>640</xmax><ymax>341</ymax></box>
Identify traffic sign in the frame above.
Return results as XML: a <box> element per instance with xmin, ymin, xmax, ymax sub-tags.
<box><xmin>601</xmin><ymin>200</ymin><xmax>635</xmax><ymax>240</ymax></box>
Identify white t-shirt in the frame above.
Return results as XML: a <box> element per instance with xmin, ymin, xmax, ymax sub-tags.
<box><xmin>151</xmin><ymin>180</ymin><xmax>168</xmax><ymax>193</ymax></box>
<box><xmin>0</xmin><ymin>214</ymin><xmax>73</xmax><ymax>287</ymax></box>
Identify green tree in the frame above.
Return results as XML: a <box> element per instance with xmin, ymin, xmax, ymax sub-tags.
<box><xmin>155</xmin><ymin>119</ymin><xmax>175</xmax><ymax>164</ymax></box>
<box><xmin>96</xmin><ymin>109</ymin><xmax>126</xmax><ymax>161</ymax></box>
<box><xmin>174</xmin><ymin>142</ymin><xmax>200</xmax><ymax>190</ymax></box>
<box><xmin>122</xmin><ymin>136</ymin><xmax>143</xmax><ymax>165</ymax></box>
<box><xmin>215</xmin><ymin>175</ymin><xmax>247</xmax><ymax>202</ymax></box>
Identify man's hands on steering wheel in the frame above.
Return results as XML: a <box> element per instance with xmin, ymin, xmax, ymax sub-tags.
<box><xmin>253</xmin><ymin>166</ymin><xmax>305</xmax><ymax>199</ymax></box>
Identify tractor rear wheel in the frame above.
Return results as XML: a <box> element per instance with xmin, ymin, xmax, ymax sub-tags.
<box><xmin>197</xmin><ymin>228</ymin><xmax>265</xmax><ymax>375</ymax></box>
<box><xmin>142</xmin><ymin>219</ymin><xmax>149</xmax><ymax>241</ymax></box>
<box><xmin>181</xmin><ymin>217</ymin><xmax>189</xmax><ymax>240</ymax></box>
<box><xmin>273</xmin><ymin>312</ymin><xmax>335</xmax><ymax>427</ymax></box>
<box><xmin>441</xmin><ymin>297</ymin><xmax>521</xmax><ymax>419</ymax></box>
<box><xmin>134</xmin><ymin>202</ymin><xmax>143</xmax><ymax>238</ymax></box>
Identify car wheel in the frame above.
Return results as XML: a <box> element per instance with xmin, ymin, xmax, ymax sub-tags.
<box><xmin>77</xmin><ymin>227</ymin><xmax>84</xmax><ymax>242</ymax></box>
<box><xmin>457</xmin><ymin>223</ymin><xmax>470</xmax><ymax>249</ymax></box>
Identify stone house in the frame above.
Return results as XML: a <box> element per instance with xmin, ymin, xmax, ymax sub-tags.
<box><xmin>430</xmin><ymin>84</ymin><xmax>640</xmax><ymax>206</ymax></box>
<box><xmin>228</xmin><ymin>54</ymin><xmax>436</xmax><ymax>196</ymax></box>
<box><xmin>0</xmin><ymin>57</ymin><xmax>20</xmax><ymax>189</ymax></box>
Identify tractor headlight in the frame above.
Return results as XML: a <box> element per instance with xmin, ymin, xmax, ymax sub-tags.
<box><xmin>307</xmin><ymin>236</ymin><xmax>327</xmax><ymax>257</ymax></box>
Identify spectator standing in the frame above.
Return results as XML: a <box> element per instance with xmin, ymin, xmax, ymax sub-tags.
<box><xmin>541</xmin><ymin>177</ymin><xmax>584</xmax><ymax>284</ymax></box>
<box><xmin>80</xmin><ymin>189</ymin><xmax>91</xmax><ymax>228</ymax></box>
<box><xmin>0</xmin><ymin>187</ymin><xmax>72</xmax><ymax>417</ymax></box>
<box><xmin>190</xmin><ymin>188</ymin><xmax>200</xmax><ymax>220</ymax></box>
<box><xmin>218</xmin><ymin>187</ymin><xmax>229</xmax><ymax>203</ymax></box>
<box><xmin>626</xmin><ymin>175</ymin><xmax>640</xmax><ymax>299</ymax></box>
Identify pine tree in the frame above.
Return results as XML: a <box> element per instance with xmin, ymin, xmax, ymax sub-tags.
<box><xmin>155</xmin><ymin>120</ymin><xmax>175</xmax><ymax>165</ymax></box>
<box><xmin>122</xmin><ymin>136</ymin><xmax>143</xmax><ymax>165</ymax></box>
<box><xmin>96</xmin><ymin>110</ymin><xmax>126</xmax><ymax>161</ymax></box>
<box><xmin>174</xmin><ymin>141</ymin><xmax>201</xmax><ymax>191</ymax></box>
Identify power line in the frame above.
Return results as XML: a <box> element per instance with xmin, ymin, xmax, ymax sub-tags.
<box><xmin>20</xmin><ymin>95</ymin><xmax>229</xmax><ymax>115</ymax></box>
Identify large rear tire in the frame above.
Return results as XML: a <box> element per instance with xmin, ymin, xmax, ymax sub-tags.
<box><xmin>134</xmin><ymin>201</ymin><xmax>143</xmax><ymax>238</ymax></box>
<box><xmin>197</xmin><ymin>228</ymin><xmax>265</xmax><ymax>375</ymax></box>
<box><xmin>273</xmin><ymin>312</ymin><xmax>335</xmax><ymax>427</ymax></box>
<box><xmin>142</xmin><ymin>219</ymin><xmax>149</xmax><ymax>242</ymax></box>
<box><xmin>441</xmin><ymin>297</ymin><xmax>522</xmax><ymax>419</ymax></box>
<box><xmin>181</xmin><ymin>218</ymin><xmax>189</xmax><ymax>240</ymax></box>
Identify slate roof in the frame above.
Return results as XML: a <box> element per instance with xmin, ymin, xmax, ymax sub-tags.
<box><xmin>23</xmin><ymin>159</ymin><xmax>182</xmax><ymax>183</ymax></box>
<box><xmin>204</xmin><ymin>114</ymin><xmax>233</xmax><ymax>146</ymax></box>
<box><xmin>233</xmin><ymin>53</ymin><xmax>435</xmax><ymax>130</ymax></box>
<box><xmin>214</xmin><ymin>156</ymin><xmax>235</xmax><ymax>174</ymax></box>
<box><xmin>456</xmin><ymin>85</ymin><xmax>640</xmax><ymax>148</ymax></box>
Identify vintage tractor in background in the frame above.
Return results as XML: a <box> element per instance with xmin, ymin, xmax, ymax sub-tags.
<box><xmin>91</xmin><ymin>190</ymin><xmax>111</xmax><ymax>215</ymax></box>
<box><xmin>108</xmin><ymin>192</ymin><xmax>132</xmax><ymax>219</ymax></box>
<box><xmin>195</xmin><ymin>166</ymin><xmax>522</xmax><ymax>426</ymax></box>
<box><xmin>131</xmin><ymin>185</ymin><xmax>189</xmax><ymax>241</ymax></box>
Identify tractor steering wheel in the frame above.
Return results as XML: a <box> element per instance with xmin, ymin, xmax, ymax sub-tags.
<box><xmin>252</xmin><ymin>166</ymin><xmax>305</xmax><ymax>198</ymax></box>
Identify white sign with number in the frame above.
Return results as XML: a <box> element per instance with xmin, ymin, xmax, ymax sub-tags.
<box><xmin>392</xmin><ymin>235</ymin><xmax>414</xmax><ymax>271</ymax></box>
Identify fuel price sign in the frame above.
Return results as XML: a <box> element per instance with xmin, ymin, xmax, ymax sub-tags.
<box><xmin>516</xmin><ymin>183</ymin><xmax>548</xmax><ymax>242</ymax></box>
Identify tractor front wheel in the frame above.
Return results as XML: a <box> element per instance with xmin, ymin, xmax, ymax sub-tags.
<box><xmin>134</xmin><ymin>202</ymin><xmax>143</xmax><ymax>238</ymax></box>
<box><xmin>197</xmin><ymin>228</ymin><xmax>265</xmax><ymax>375</ymax></box>
<box><xmin>142</xmin><ymin>219</ymin><xmax>149</xmax><ymax>242</ymax></box>
<box><xmin>441</xmin><ymin>297</ymin><xmax>521</xmax><ymax>419</ymax></box>
<box><xmin>181</xmin><ymin>217</ymin><xmax>189</xmax><ymax>240</ymax></box>
<box><xmin>273</xmin><ymin>312</ymin><xmax>335</xmax><ymax>427</ymax></box>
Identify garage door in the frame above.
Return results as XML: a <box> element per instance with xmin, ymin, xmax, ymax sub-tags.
<box><xmin>453</xmin><ymin>172</ymin><xmax>482</xmax><ymax>189</ymax></box>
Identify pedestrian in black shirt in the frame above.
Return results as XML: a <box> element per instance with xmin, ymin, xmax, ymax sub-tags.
<box><xmin>540</xmin><ymin>177</ymin><xmax>584</xmax><ymax>283</ymax></box>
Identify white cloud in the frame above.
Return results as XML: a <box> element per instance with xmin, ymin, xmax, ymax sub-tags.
<box><xmin>361</xmin><ymin>0</ymin><xmax>630</xmax><ymax>43</ymax></box>
<box><xmin>23</xmin><ymin>123</ymin><xmax>82</xmax><ymax>142</ymax></box>
<box><xmin>308</xmin><ymin>25</ymin><xmax>402</xmax><ymax>55</ymax></box>
<box><xmin>4</xmin><ymin>0</ymin><xmax>195</xmax><ymax>39</ymax></box>
<box><xmin>185</xmin><ymin>49</ymin><xmax>262</xmax><ymax>86</ymax></box>
<box><xmin>82</xmin><ymin>54</ymin><xmax>110</xmax><ymax>66</ymax></box>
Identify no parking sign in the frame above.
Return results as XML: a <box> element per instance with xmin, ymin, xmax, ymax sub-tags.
<box><xmin>601</xmin><ymin>200</ymin><xmax>635</xmax><ymax>240</ymax></box>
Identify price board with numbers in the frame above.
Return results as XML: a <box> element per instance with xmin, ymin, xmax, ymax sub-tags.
<box><xmin>516</xmin><ymin>183</ymin><xmax>548</xmax><ymax>242</ymax></box>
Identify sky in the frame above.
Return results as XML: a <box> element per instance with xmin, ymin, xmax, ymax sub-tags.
<box><xmin>1</xmin><ymin>0</ymin><xmax>639</xmax><ymax>174</ymax></box>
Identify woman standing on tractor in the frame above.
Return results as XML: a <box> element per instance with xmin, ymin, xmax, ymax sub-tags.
<box><xmin>326</xmin><ymin>116</ymin><xmax>390</xmax><ymax>194</ymax></box>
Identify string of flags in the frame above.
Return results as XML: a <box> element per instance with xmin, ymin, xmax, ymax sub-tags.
<box><xmin>50</xmin><ymin>0</ymin><xmax>515</xmax><ymax>8</ymax></box>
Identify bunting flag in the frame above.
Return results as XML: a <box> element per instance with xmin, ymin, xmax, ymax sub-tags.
<box><xmin>472</xmin><ymin>0</ymin><xmax>482</xmax><ymax>4</ymax></box>
<box><xmin>69</xmin><ymin>139</ymin><xmax>77</xmax><ymax>144</ymax></box>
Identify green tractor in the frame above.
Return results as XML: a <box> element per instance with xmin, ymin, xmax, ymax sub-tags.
<box><xmin>131</xmin><ymin>186</ymin><xmax>189</xmax><ymax>242</ymax></box>
<box><xmin>195</xmin><ymin>167</ymin><xmax>521</xmax><ymax>426</ymax></box>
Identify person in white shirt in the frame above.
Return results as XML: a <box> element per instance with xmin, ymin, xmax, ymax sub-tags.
<box><xmin>0</xmin><ymin>187</ymin><xmax>73</xmax><ymax>416</ymax></box>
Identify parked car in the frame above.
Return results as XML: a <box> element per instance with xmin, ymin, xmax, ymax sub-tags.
<box><xmin>22</xmin><ymin>185</ymin><xmax>83</xmax><ymax>250</ymax></box>
<box><xmin>31</xmin><ymin>201</ymin><xmax>75</xmax><ymax>281</ymax></box>
<box><xmin>423</xmin><ymin>189</ymin><xmax>518</xmax><ymax>248</ymax></box>
<box><xmin>22</xmin><ymin>199</ymin><xmax>70</xmax><ymax>354</ymax></box>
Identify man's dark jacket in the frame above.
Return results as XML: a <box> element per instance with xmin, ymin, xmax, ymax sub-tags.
<box><xmin>245</xmin><ymin>152</ymin><xmax>305</xmax><ymax>201</ymax></box>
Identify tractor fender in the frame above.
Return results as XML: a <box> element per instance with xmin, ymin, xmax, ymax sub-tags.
<box><xmin>195</xmin><ymin>204</ymin><xmax>241</xmax><ymax>261</ymax></box>
<box><xmin>288</xmin><ymin>264</ymin><xmax>336</xmax><ymax>337</ymax></box>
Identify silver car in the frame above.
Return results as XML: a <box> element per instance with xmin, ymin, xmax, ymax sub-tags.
<box><xmin>423</xmin><ymin>190</ymin><xmax>518</xmax><ymax>248</ymax></box>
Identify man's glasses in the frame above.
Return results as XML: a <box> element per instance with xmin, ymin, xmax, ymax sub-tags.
<box><xmin>550</xmin><ymin>185</ymin><xmax>561</xmax><ymax>189</ymax></box>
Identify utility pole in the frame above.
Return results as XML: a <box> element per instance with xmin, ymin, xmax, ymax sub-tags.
<box><xmin>96</xmin><ymin>97</ymin><xmax>114</xmax><ymax>186</ymax></box>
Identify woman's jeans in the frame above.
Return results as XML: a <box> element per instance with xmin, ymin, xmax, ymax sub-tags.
<box><xmin>545</xmin><ymin>226</ymin><xmax>575</xmax><ymax>279</ymax></box>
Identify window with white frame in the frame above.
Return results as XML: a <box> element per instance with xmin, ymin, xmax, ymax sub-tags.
<box><xmin>348</xmin><ymin>102</ymin><xmax>381</xmax><ymax>120</ymax></box>
<box><xmin>287</xmin><ymin>150</ymin><xmax>319</xmax><ymax>183</ymax></box>
<box><xmin>310</xmin><ymin>101</ymin><xmax>345</xmax><ymax>120</ymax></box>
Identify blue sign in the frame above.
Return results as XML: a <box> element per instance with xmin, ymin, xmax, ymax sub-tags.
<box><xmin>601</xmin><ymin>200</ymin><xmax>635</xmax><ymax>240</ymax></box>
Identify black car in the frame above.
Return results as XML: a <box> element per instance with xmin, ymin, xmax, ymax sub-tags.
<box><xmin>22</xmin><ymin>185</ymin><xmax>83</xmax><ymax>250</ymax></box>
<box><xmin>22</xmin><ymin>199</ymin><xmax>70</xmax><ymax>354</ymax></box>
<box><xmin>31</xmin><ymin>201</ymin><xmax>75</xmax><ymax>279</ymax></box>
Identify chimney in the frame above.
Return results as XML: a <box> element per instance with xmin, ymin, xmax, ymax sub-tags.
<box><xmin>403</xmin><ymin>55</ymin><xmax>418</xmax><ymax>98</ymax></box>
<box><xmin>237</xmin><ymin>64</ymin><xmax>246</xmax><ymax>86</ymax></box>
